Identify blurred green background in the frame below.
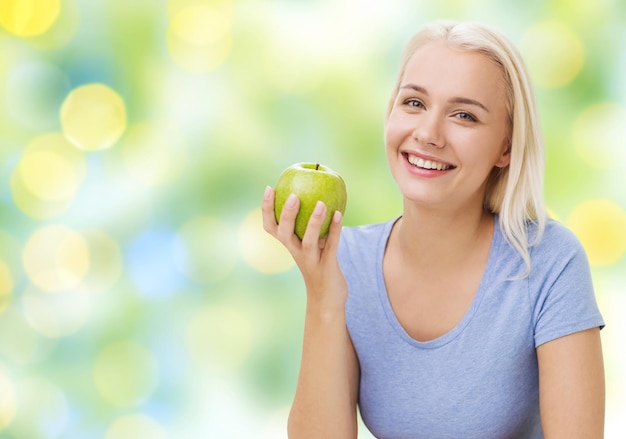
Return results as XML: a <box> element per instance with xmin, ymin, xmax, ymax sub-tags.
<box><xmin>0</xmin><ymin>0</ymin><xmax>625</xmax><ymax>437</ymax></box>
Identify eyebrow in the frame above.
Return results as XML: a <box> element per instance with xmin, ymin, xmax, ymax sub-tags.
<box><xmin>400</xmin><ymin>84</ymin><xmax>490</xmax><ymax>113</ymax></box>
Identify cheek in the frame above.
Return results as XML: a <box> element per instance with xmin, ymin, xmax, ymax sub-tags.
<box><xmin>455</xmin><ymin>130</ymin><xmax>504</xmax><ymax>165</ymax></box>
<box><xmin>384</xmin><ymin>113</ymin><xmax>408</xmax><ymax>151</ymax></box>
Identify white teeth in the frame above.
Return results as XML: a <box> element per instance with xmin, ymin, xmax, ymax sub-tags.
<box><xmin>407</xmin><ymin>154</ymin><xmax>451</xmax><ymax>171</ymax></box>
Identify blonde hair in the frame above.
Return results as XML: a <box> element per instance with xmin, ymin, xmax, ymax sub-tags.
<box><xmin>388</xmin><ymin>21</ymin><xmax>547</xmax><ymax>273</ymax></box>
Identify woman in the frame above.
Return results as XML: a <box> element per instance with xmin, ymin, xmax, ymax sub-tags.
<box><xmin>262</xmin><ymin>20</ymin><xmax>605</xmax><ymax>438</ymax></box>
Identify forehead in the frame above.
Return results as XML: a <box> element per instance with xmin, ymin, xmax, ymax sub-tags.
<box><xmin>401</xmin><ymin>41</ymin><xmax>506</xmax><ymax>102</ymax></box>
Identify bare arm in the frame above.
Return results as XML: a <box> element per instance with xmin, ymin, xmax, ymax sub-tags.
<box><xmin>262</xmin><ymin>187</ymin><xmax>360</xmax><ymax>438</ymax></box>
<box><xmin>537</xmin><ymin>327</ymin><xmax>605</xmax><ymax>438</ymax></box>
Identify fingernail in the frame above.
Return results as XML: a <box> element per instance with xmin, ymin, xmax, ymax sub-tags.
<box><xmin>313</xmin><ymin>201</ymin><xmax>325</xmax><ymax>216</ymax></box>
<box><xmin>263</xmin><ymin>186</ymin><xmax>271</xmax><ymax>200</ymax></box>
<box><xmin>286</xmin><ymin>193</ymin><xmax>298</xmax><ymax>208</ymax></box>
<box><xmin>332</xmin><ymin>210</ymin><xmax>342</xmax><ymax>223</ymax></box>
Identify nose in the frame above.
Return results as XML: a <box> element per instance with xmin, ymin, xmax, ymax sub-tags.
<box><xmin>412</xmin><ymin>112</ymin><xmax>445</xmax><ymax>148</ymax></box>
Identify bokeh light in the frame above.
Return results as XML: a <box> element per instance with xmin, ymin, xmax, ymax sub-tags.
<box><xmin>6</xmin><ymin>376</ymin><xmax>68</xmax><ymax>439</ymax></box>
<box><xmin>79</xmin><ymin>229</ymin><xmax>123</xmax><ymax>294</ymax></box>
<box><xmin>567</xmin><ymin>199</ymin><xmax>626</xmax><ymax>266</ymax></box>
<box><xmin>22</xmin><ymin>284</ymin><xmax>91</xmax><ymax>338</ymax></box>
<box><xmin>60</xmin><ymin>83</ymin><xmax>127</xmax><ymax>151</ymax></box>
<box><xmin>93</xmin><ymin>341</ymin><xmax>159</xmax><ymax>407</ymax></box>
<box><xmin>22</xmin><ymin>0</ymin><xmax>80</xmax><ymax>50</ymax></box>
<box><xmin>10</xmin><ymin>170</ymin><xmax>74</xmax><ymax>220</ymax></box>
<box><xmin>104</xmin><ymin>414</ymin><xmax>168</xmax><ymax>439</ymax></box>
<box><xmin>572</xmin><ymin>103</ymin><xmax>626</xmax><ymax>169</ymax></box>
<box><xmin>166</xmin><ymin>3</ymin><xmax>232</xmax><ymax>73</ymax></box>
<box><xmin>239</xmin><ymin>208</ymin><xmax>295</xmax><ymax>274</ymax></box>
<box><xmin>0</xmin><ymin>262</ymin><xmax>13</xmax><ymax>314</ymax></box>
<box><xmin>127</xmin><ymin>228</ymin><xmax>183</xmax><ymax>299</ymax></box>
<box><xmin>22</xmin><ymin>225</ymin><xmax>90</xmax><ymax>293</ymax></box>
<box><xmin>0</xmin><ymin>365</ymin><xmax>16</xmax><ymax>432</ymax></box>
<box><xmin>185</xmin><ymin>304</ymin><xmax>255</xmax><ymax>373</ymax></box>
<box><xmin>19</xmin><ymin>148</ymin><xmax>79</xmax><ymax>201</ymax></box>
<box><xmin>551</xmin><ymin>0</ymin><xmax>613</xmax><ymax>29</ymax></box>
<box><xmin>10</xmin><ymin>133</ymin><xmax>86</xmax><ymax>219</ymax></box>
<box><xmin>0</xmin><ymin>0</ymin><xmax>61</xmax><ymax>37</ymax></box>
<box><xmin>0</xmin><ymin>232</ymin><xmax>21</xmax><ymax>287</ymax></box>
<box><xmin>519</xmin><ymin>20</ymin><xmax>584</xmax><ymax>88</ymax></box>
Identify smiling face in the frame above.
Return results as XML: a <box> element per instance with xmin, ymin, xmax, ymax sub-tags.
<box><xmin>385</xmin><ymin>40</ymin><xmax>511</xmax><ymax>212</ymax></box>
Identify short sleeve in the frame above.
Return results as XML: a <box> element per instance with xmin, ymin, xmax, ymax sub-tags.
<box><xmin>531</xmin><ymin>223</ymin><xmax>605</xmax><ymax>348</ymax></box>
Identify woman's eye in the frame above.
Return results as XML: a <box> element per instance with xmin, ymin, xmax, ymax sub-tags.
<box><xmin>404</xmin><ymin>99</ymin><xmax>424</xmax><ymax>108</ymax></box>
<box><xmin>456</xmin><ymin>112</ymin><xmax>477</xmax><ymax>122</ymax></box>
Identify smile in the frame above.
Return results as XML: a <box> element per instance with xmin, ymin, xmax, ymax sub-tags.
<box><xmin>405</xmin><ymin>153</ymin><xmax>454</xmax><ymax>171</ymax></box>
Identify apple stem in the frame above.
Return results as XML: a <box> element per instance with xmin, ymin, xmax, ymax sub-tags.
<box><xmin>315</xmin><ymin>163</ymin><xmax>320</xmax><ymax>170</ymax></box>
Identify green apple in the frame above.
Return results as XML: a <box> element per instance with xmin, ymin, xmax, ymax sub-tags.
<box><xmin>274</xmin><ymin>162</ymin><xmax>347</xmax><ymax>239</ymax></box>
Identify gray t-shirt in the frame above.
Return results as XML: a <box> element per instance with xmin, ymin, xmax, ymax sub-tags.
<box><xmin>338</xmin><ymin>216</ymin><xmax>604</xmax><ymax>439</ymax></box>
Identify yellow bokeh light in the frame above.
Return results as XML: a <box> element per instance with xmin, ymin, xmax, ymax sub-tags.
<box><xmin>22</xmin><ymin>225</ymin><xmax>90</xmax><ymax>293</ymax></box>
<box><xmin>185</xmin><ymin>304</ymin><xmax>254</xmax><ymax>372</ymax></box>
<box><xmin>572</xmin><ymin>102</ymin><xmax>626</xmax><ymax>169</ymax></box>
<box><xmin>19</xmin><ymin>150</ymin><xmax>80</xmax><ymax>201</ymax></box>
<box><xmin>167</xmin><ymin>0</ymin><xmax>232</xmax><ymax>16</ymax></box>
<box><xmin>10</xmin><ymin>132</ymin><xmax>86</xmax><ymax>219</ymax></box>
<box><xmin>172</xmin><ymin>5</ymin><xmax>229</xmax><ymax>46</ymax></box>
<box><xmin>547</xmin><ymin>207</ymin><xmax>560</xmax><ymax>221</ymax></box>
<box><xmin>239</xmin><ymin>208</ymin><xmax>295</xmax><ymax>274</ymax></box>
<box><xmin>175</xmin><ymin>216</ymin><xmax>237</xmax><ymax>284</ymax></box>
<box><xmin>80</xmin><ymin>230</ymin><xmax>123</xmax><ymax>294</ymax></box>
<box><xmin>25</xmin><ymin>0</ymin><xmax>80</xmax><ymax>50</ymax></box>
<box><xmin>9</xmin><ymin>170</ymin><xmax>73</xmax><ymax>219</ymax></box>
<box><xmin>60</xmin><ymin>83</ymin><xmax>127</xmax><ymax>151</ymax></box>
<box><xmin>93</xmin><ymin>341</ymin><xmax>159</xmax><ymax>407</ymax></box>
<box><xmin>552</xmin><ymin>0</ymin><xmax>611</xmax><ymax>29</ymax></box>
<box><xmin>0</xmin><ymin>238</ymin><xmax>20</xmax><ymax>316</ymax></box>
<box><xmin>105</xmin><ymin>414</ymin><xmax>168</xmax><ymax>439</ymax></box>
<box><xmin>0</xmin><ymin>262</ymin><xmax>13</xmax><ymax>314</ymax></box>
<box><xmin>166</xmin><ymin>4</ymin><xmax>232</xmax><ymax>72</ymax></box>
<box><xmin>567</xmin><ymin>199</ymin><xmax>626</xmax><ymax>266</ymax></box>
<box><xmin>18</xmin><ymin>132</ymin><xmax>87</xmax><ymax>180</ymax></box>
<box><xmin>0</xmin><ymin>0</ymin><xmax>61</xmax><ymax>37</ymax></box>
<box><xmin>0</xmin><ymin>365</ymin><xmax>16</xmax><ymax>431</ymax></box>
<box><xmin>22</xmin><ymin>285</ymin><xmax>92</xmax><ymax>338</ymax></box>
<box><xmin>520</xmin><ymin>21</ymin><xmax>584</xmax><ymax>88</ymax></box>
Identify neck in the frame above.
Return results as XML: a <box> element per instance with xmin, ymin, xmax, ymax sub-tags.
<box><xmin>392</xmin><ymin>200</ymin><xmax>494</xmax><ymax>270</ymax></box>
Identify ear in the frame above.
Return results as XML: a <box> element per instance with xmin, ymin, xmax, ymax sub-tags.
<box><xmin>495</xmin><ymin>139</ymin><xmax>511</xmax><ymax>168</ymax></box>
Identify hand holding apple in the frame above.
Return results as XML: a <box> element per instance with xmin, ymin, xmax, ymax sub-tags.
<box><xmin>274</xmin><ymin>162</ymin><xmax>347</xmax><ymax>239</ymax></box>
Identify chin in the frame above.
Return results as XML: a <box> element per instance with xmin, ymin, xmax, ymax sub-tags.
<box><xmin>397</xmin><ymin>184</ymin><xmax>445</xmax><ymax>207</ymax></box>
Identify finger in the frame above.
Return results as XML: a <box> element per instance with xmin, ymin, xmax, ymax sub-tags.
<box><xmin>261</xmin><ymin>186</ymin><xmax>278</xmax><ymax>235</ymax></box>
<box><xmin>276</xmin><ymin>193</ymin><xmax>300</xmax><ymax>244</ymax></box>
<box><xmin>318</xmin><ymin>236</ymin><xmax>328</xmax><ymax>250</ymax></box>
<box><xmin>321</xmin><ymin>210</ymin><xmax>343</xmax><ymax>259</ymax></box>
<box><xmin>301</xmin><ymin>200</ymin><xmax>326</xmax><ymax>255</ymax></box>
